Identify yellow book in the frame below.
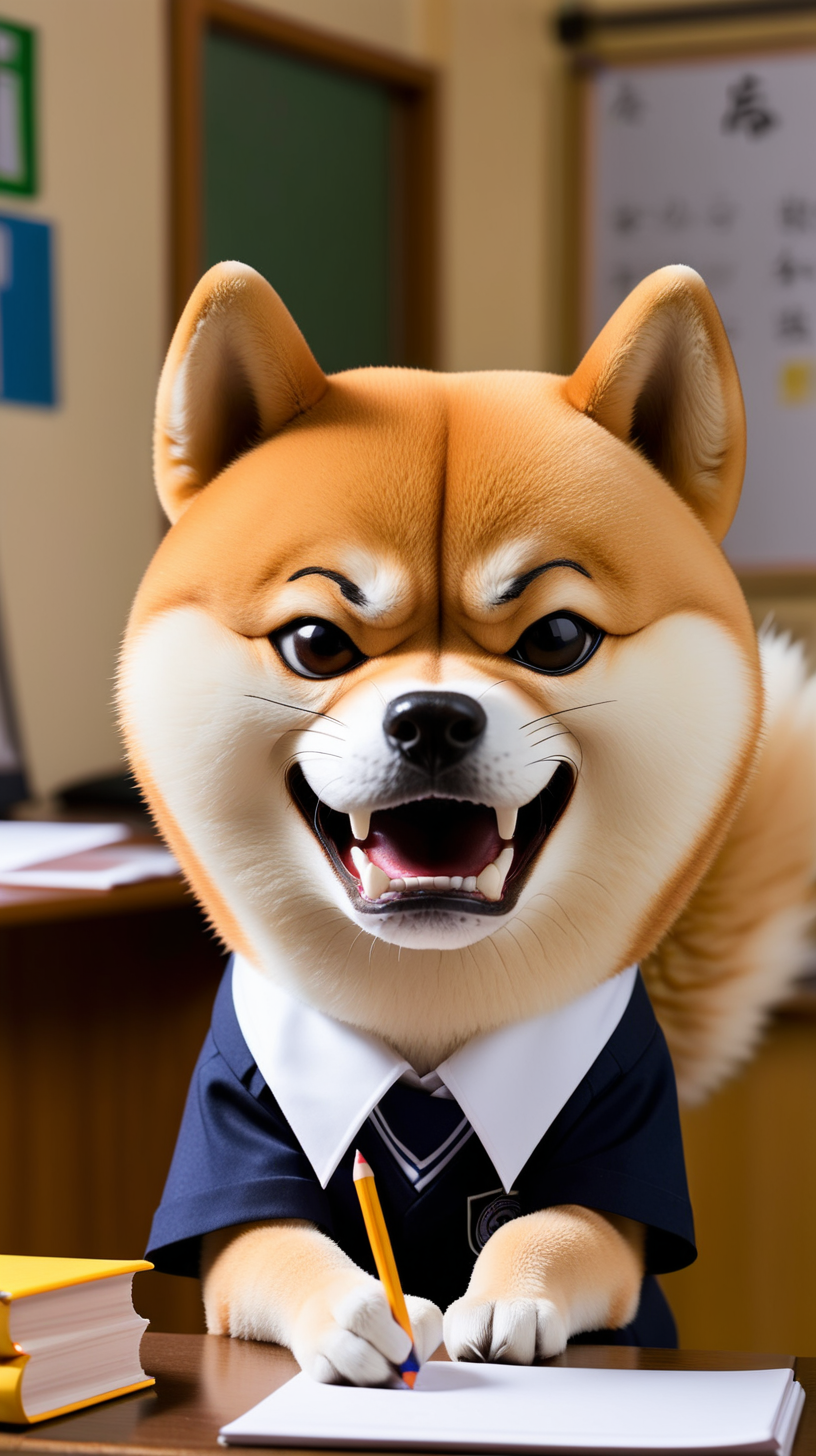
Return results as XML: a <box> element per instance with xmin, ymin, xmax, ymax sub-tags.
<box><xmin>0</xmin><ymin>1255</ymin><xmax>154</xmax><ymax>1424</ymax></box>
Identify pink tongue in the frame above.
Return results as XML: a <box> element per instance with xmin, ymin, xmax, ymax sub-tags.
<box><xmin>364</xmin><ymin>800</ymin><xmax>501</xmax><ymax>879</ymax></box>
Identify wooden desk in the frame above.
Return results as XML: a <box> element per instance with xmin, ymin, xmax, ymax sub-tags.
<box><xmin>0</xmin><ymin>862</ymin><xmax>227</xmax><ymax>1337</ymax></box>
<box><xmin>0</xmin><ymin>869</ymin><xmax>189</xmax><ymax>926</ymax></box>
<box><xmin>0</xmin><ymin>1335</ymin><xmax>812</xmax><ymax>1455</ymax></box>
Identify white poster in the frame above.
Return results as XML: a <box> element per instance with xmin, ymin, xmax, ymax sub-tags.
<box><xmin>585</xmin><ymin>51</ymin><xmax>816</xmax><ymax>567</ymax></box>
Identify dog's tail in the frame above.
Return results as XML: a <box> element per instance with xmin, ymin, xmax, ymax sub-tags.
<box><xmin>642</xmin><ymin>628</ymin><xmax>816</xmax><ymax>1105</ymax></box>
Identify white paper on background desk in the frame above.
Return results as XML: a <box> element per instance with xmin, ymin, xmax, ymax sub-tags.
<box><xmin>0</xmin><ymin>842</ymin><xmax>179</xmax><ymax>890</ymax></box>
<box><xmin>218</xmin><ymin>1363</ymin><xmax>805</xmax><ymax>1454</ymax></box>
<box><xmin>0</xmin><ymin>821</ymin><xmax>129</xmax><ymax>873</ymax></box>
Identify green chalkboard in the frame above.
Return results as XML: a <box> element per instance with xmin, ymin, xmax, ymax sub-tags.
<box><xmin>204</xmin><ymin>31</ymin><xmax>394</xmax><ymax>374</ymax></box>
<box><xmin>0</xmin><ymin>19</ymin><xmax>37</xmax><ymax>196</ymax></box>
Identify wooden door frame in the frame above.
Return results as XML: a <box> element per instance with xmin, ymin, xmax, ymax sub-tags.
<box><xmin>170</xmin><ymin>0</ymin><xmax>439</xmax><ymax>367</ymax></box>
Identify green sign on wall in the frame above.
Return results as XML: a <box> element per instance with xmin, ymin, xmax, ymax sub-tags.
<box><xmin>0</xmin><ymin>19</ymin><xmax>36</xmax><ymax>196</ymax></box>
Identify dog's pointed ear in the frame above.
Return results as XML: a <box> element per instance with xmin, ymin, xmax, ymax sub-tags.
<box><xmin>154</xmin><ymin>262</ymin><xmax>327</xmax><ymax>522</ymax></box>
<box><xmin>564</xmin><ymin>266</ymin><xmax>745</xmax><ymax>542</ymax></box>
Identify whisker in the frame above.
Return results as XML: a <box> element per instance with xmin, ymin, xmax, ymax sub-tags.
<box><xmin>518</xmin><ymin>901</ymin><xmax>570</xmax><ymax>943</ymax></box>
<box><xmin>477</xmin><ymin>679</ymin><xmax>508</xmax><ymax>700</ymax></box>
<box><xmin>319</xmin><ymin>920</ymin><xmax>360</xmax><ymax>957</ymax></box>
<box><xmin>525</xmin><ymin>754</ymin><xmax>579</xmax><ymax>771</ymax></box>
<box><xmin>277</xmin><ymin>727</ymin><xmax>347</xmax><ymax>743</ymax></box>
<box><xmin>521</xmin><ymin>698</ymin><xmax>616</xmax><ymax>731</ymax></box>
<box><xmin>244</xmin><ymin>693</ymin><xmax>346</xmax><ymax>726</ymax></box>
<box><xmin>279</xmin><ymin>752</ymin><xmax>343</xmax><ymax>776</ymax></box>
<box><xmin>527</xmin><ymin>730</ymin><xmax>572</xmax><ymax>749</ymax></box>
<box><xmin>313</xmin><ymin>774</ymin><xmax>346</xmax><ymax>841</ymax></box>
<box><xmin>527</xmin><ymin>890</ymin><xmax>589</xmax><ymax>946</ymax></box>
<box><xmin>286</xmin><ymin>908</ymin><xmax>344</xmax><ymax>931</ymax></box>
<box><xmin>565</xmin><ymin>867</ymin><xmax>612</xmax><ymax>898</ymax></box>
<box><xmin>287</xmin><ymin>752</ymin><xmax>343</xmax><ymax>760</ymax></box>
<box><xmin>341</xmin><ymin>926</ymin><xmax>370</xmax><ymax>975</ymax></box>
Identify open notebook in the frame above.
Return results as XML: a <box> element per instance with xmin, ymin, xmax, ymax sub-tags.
<box><xmin>219</xmin><ymin>1362</ymin><xmax>805</xmax><ymax>1454</ymax></box>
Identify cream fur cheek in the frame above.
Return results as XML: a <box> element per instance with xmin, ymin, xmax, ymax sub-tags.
<box><xmin>119</xmin><ymin>605</ymin><xmax>355</xmax><ymax>991</ymax></box>
<box><xmin>512</xmin><ymin>611</ymin><xmax>756</xmax><ymax>993</ymax></box>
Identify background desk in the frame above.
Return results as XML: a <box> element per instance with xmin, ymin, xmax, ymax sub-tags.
<box><xmin>0</xmin><ymin>865</ymin><xmax>227</xmax><ymax>1336</ymax></box>
<box><xmin>0</xmin><ymin>1336</ymin><xmax>813</xmax><ymax>1456</ymax></box>
<box><xmin>1</xmin><ymin>849</ymin><xmax>814</xmax><ymax>1351</ymax></box>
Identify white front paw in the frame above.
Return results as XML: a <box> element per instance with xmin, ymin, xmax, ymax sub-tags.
<box><xmin>404</xmin><ymin>1293</ymin><xmax>443</xmax><ymax>1363</ymax></box>
<box><xmin>293</xmin><ymin>1281</ymin><xmax>442</xmax><ymax>1386</ymax></box>
<box><xmin>444</xmin><ymin>1295</ymin><xmax>567</xmax><ymax>1364</ymax></box>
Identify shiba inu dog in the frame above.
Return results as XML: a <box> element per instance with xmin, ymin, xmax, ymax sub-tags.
<box><xmin>120</xmin><ymin>262</ymin><xmax>815</xmax><ymax>1385</ymax></box>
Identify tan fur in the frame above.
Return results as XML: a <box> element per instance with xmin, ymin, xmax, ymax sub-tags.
<box><xmin>155</xmin><ymin>263</ymin><xmax>326</xmax><ymax>522</ymax></box>
<box><xmin>202</xmin><ymin>1209</ymin><xmax>643</xmax><ymax>1369</ymax></box>
<box><xmin>643</xmin><ymin>631</ymin><xmax>816</xmax><ymax>1103</ymax></box>
<box><xmin>202</xmin><ymin>1223</ymin><xmax>442</xmax><ymax>1384</ymax></box>
<box><xmin>445</xmin><ymin>1208</ymin><xmax>644</xmax><ymax>1361</ymax></box>
<box><xmin>567</xmin><ymin>265</ymin><xmax>744</xmax><ymax>542</ymax></box>
<box><xmin>119</xmin><ymin>261</ymin><xmax>816</xmax><ymax>1379</ymax></box>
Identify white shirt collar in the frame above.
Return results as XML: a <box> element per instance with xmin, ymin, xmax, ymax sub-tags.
<box><xmin>232</xmin><ymin>954</ymin><xmax>637</xmax><ymax>1195</ymax></box>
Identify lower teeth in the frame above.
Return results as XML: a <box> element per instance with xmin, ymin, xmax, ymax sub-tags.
<box><xmin>349</xmin><ymin>853</ymin><xmax>510</xmax><ymax>902</ymax></box>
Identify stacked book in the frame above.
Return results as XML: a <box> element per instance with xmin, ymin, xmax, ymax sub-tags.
<box><xmin>0</xmin><ymin>1255</ymin><xmax>153</xmax><ymax>1424</ymax></box>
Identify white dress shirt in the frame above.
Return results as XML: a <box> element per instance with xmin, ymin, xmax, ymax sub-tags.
<box><xmin>232</xmin><ymin>954</ymin><xmax>637</xmax><ymax>1196</ymax></box>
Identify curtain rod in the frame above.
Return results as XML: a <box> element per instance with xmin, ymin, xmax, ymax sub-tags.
<box><xmin>556</xmin><ymin>0</ymin><xmax>816</xmax><ymax>44</ymax></box>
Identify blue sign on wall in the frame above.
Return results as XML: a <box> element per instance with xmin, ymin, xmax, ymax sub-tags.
<box><xmin>0</xmin><ymin>212</ymin><xmax>55</xmax><ymax>406</ymax></box>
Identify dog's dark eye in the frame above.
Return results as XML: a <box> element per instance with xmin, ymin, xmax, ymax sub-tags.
<box><xmin>271</xmin><ymin>619</ymin><xmax>366</xmax><ymax>679</ymax></box>
<box><xmin>510</xmin><ymin>612</ymin><xmax>603</xmax><ymax>675</ymax></box>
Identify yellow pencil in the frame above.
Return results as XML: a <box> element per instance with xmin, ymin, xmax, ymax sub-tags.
<box><xmin>353</xmin><ymin>1150</ymin><xmax>420</xmax><ymax>1388</ymax></box>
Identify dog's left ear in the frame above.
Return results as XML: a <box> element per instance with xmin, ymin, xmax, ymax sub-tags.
<box><xmin>564</xmin><ymin>266</ymin><xmax>745</xmax><ymax>542</ymax></box>
<box><xmin>154</xmin><ymin>262</ymin><xmax>327</xmax><ymax>523</ymax></box>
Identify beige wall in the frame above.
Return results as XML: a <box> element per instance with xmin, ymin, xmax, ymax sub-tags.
<box><xmin>433</xmin><ymin>0</ymin><xmax>549</xmax><ymax>371</ymax></box>
<box><xmin>1</xmin><ymin>0</ymin><xmax>167</xmax><ymax>797</ymax></box>
<box><xmin>247</xmin><ymin>0</ymin><xmax>553</xmax><ymax>372</ymax></box>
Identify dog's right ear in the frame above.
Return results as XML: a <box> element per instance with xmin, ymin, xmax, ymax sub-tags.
<box><xmin>564</xmin><ymin>266</ymin><xmax>745</xmax><ymax>543</ymax></box>
<box><xmin>154</xmin><ymin>262</ymin><xmax>327</xmax><ymax>523</ymax></box>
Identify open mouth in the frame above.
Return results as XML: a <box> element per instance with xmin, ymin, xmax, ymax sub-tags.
<box><xmin>288</xmin><ymin>763</ymin><xmax>575</xmax><ymax>916</ymax></box>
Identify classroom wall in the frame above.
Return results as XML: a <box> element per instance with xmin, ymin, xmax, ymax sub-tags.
<box><xmin>231</xmin><ymin>0</ymin><xmax>553</xmax><ymax>373</ymax></box>
<box><xmin>0</xmin><ymin>0</ymin><xmax>167</xmax><ymax>798</ymax></box>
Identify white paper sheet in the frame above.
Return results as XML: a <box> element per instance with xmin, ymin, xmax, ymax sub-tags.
<box><xmin>0</xmin><ymin>821</ymin><xmax>129</xmax><ymax>873</ymax></box>
<box><xmin>219</xmin><ymin>1363</ymin><xmax>804</xmax><ymax>1453</ymax></box>
<box><xmin>0</xmin><ymin>843</ymin><xmax>179</xmax><ymax>890</ymax></box>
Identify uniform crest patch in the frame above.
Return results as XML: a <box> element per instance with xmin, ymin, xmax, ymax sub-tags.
<box><xmin>467</xmin><ymin>1187</ymin><xmax>521</xmax><ymax>1254</ymax></box>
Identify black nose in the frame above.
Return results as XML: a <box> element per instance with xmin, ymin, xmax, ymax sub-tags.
<box><xmin>383</xmin><ymin>692</ymin><xmax>487</xmax><ymax>775</ymax></box>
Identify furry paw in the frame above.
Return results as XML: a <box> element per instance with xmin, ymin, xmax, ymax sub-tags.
<box><xmin>404</xmin><ymin>1294</ymin><xmax>444</xmax><ymax>1363</ymax></box>
<box><xmin>292</xmin><ymin>1278</ymin><xmax>442</xmax><ymax>1385</ymax></box>
<box><xmin>443</xmin><ymin>1295</ymin><xmax>568</xmax><ymax>1364</ymax></box>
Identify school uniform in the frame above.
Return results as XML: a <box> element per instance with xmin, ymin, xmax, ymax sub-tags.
<box><xmin>147</xmin><ymin>955</ymin><xmax>695</xmax><ymax>1347</ymax></box>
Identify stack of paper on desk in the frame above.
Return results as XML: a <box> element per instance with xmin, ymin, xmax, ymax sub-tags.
<box><xmin>0</xmin><ymin>821</ymin><xmax>178</xmax><ymax>890</ymax></box>
<box><xmin>218</xmin><ymin>1362</ymin><xmax>805</xmax><ymax>1455</ymax></box>
<box><xmin>0</xmin><ymin>821</ymin><xmax>129</xmax><ymax>870</ymax></box>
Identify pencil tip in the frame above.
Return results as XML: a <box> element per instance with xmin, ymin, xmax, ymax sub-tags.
<box><xmin>353</xmin><ymin>1150</ymin><xmax>373</xmax><ymax>1181</ymax></box>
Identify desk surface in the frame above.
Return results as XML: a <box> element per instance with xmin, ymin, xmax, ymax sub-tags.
<box><xmin>0</xmin><ymin>1335</ymin><xmax>813</xmax><ymax>1456</ymax></box>
<box><xmin>0</xmin><ymin>871</ymin><xmax>190</xmax><ymax>926</ymax></box>
<box><xmin>0</xmin><ymin>830</ymin><xmax>190</xmax><ymax>927</ymax></box>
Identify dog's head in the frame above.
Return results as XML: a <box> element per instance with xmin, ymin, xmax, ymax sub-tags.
<box><xmin>120</xmin><ymin>262</ymin><xmax>761</xmax><ymax>1065</ymax></box>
